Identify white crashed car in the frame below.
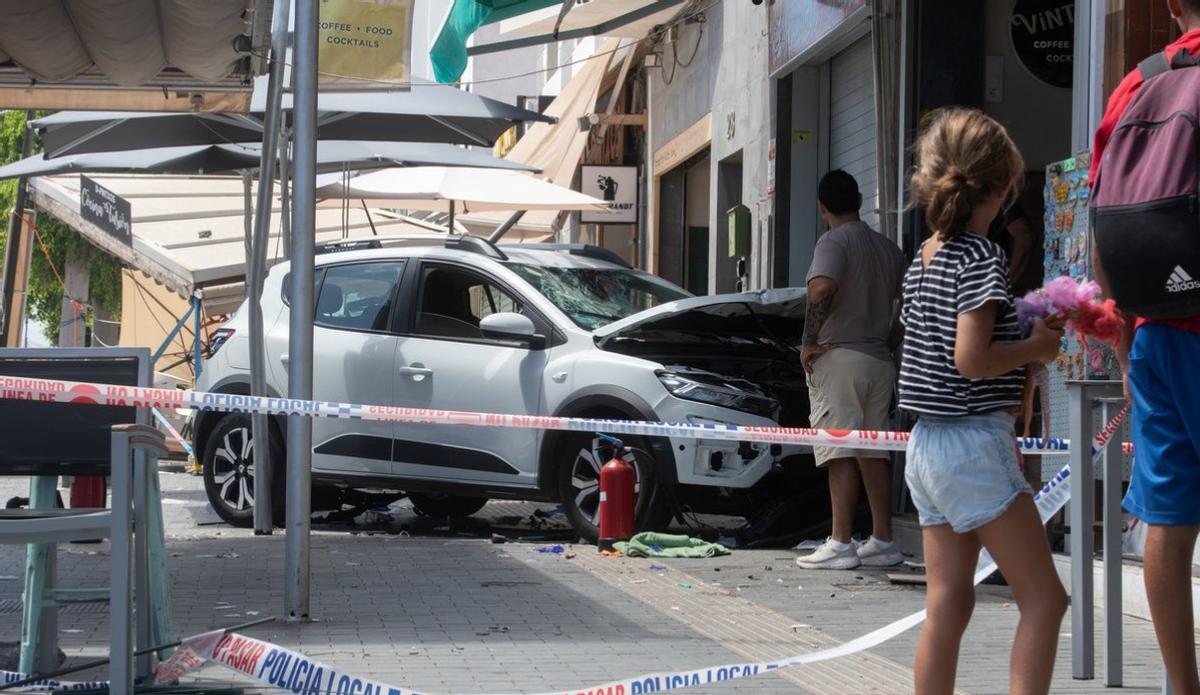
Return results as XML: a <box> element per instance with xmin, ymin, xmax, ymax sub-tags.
<box><xmin>192</xmin><ymin>236</ymin><xmax>815</xmax><ymax>540</ymax></box>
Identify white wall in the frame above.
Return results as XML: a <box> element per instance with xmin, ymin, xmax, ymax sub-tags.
<box><xmin>648</xmin><ymin>0</ymin><xmax>773</xmax><ymax>292</ymax></box>
<box><xmin>983</xmin><ymin>0</ymin><xmax>1073</xmax><ymax>170</ymax></box>
<box><xmin>410</xmin><ymin>0</ymin><xmax>453</xmax><ymax>81</ymax></box>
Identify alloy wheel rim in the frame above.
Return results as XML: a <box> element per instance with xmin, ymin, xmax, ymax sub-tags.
<box><xmin>568</xmin><ymin>441</ymin><xmax>641</xmax><ymax>525</ymax></box>
<box><xmin>212</xmin><ymin>426</ymin><xmax>256</xmax><ymax>512</ymax></box>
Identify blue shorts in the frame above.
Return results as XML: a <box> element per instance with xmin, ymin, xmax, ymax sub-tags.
<box><xmin>1124</xmin><ymin>324</ymin><xmax>1200</xmax><ymax>526</ymax></box>
<box><xmin>905</xmin><ymin>411</ymin><xmax>1031</xmax><ymax>533</ymax></box>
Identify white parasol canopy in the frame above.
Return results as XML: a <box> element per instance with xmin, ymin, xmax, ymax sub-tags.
<box><xmin>314</xmin><ymin>166</ymin><xmax>610</xmax><ymax>214</ymax></box>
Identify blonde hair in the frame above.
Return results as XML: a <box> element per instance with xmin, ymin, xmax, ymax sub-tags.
<box><xmin>910</xmin><ymin>108</ymin><xmax>1024</xmax><ymax>240</ymax></box>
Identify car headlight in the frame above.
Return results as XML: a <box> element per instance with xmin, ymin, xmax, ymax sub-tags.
<box><xmin>656</xmin><ymin>370</ymin><xmax>779</xmax><ymax>418</ymax></box>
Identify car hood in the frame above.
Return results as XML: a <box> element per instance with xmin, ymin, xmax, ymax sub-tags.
<box><xmin>593</xmin><ymin>287</ymin><xmax>807</xmax><ymax>356</ymax></box>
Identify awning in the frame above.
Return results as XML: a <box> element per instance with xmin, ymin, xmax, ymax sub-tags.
<box><xmin>497</xmin><ymin>0</ymin><xmax>683</xmax><ymax>38</ymax></box>
<box><xmin>0</xmin><ymin>0</ymin><xmax>270</xmax><ymax>111</ymax></box>
<box><xmin>457</xmin><ymin>38</ymin><xmax>618</xmax><ymax>236</ymax></box>
<box><xmin>23</xmin><ymin>173</ymin><xmax>549</xmax><ymax>302</ymax></box>
<box><xmin>0</xmin><ymin>141</ymin><xmax>537</xmax><ymax>180</ymax></box>
<box><xmin>314</xmin><ymin>166</ymin><xmax>608</xmax><ymax>213</ymax></box>
<box><xmin>33</xmin><ymin>86</ymin><xmax>552</xmax><ymax>158</ymax></box>
<box><xmin>431</xmin><ymin>1</ymin><xmax>685</xmax><ymax>81</ymax></box>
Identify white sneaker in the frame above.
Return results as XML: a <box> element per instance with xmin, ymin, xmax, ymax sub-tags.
<box><xmin>795</xmin><ymin>538</ymin><xmax>861</xmax><ymax>570</ymax></box>
<box><xmin>857</xmin><ymin>537</ymin><xmax>904</xmax><ymax>567</ymax></box>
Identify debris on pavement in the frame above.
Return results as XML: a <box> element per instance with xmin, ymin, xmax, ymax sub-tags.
<box><xmin>490</xmin><ymin>533</ymin><xmax>508</xmax><ymax>544</ymax></box>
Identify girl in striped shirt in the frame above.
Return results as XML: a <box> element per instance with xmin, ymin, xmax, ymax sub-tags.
<box><xmin>900</xmin><ymin>109</ymin><xmax>1065</xmax><ymax>695</ymax></box>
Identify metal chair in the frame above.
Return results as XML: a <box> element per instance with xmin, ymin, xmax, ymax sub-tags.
<box><xmin>0</xmin><ymin>424</ymin><xmax>168</xmax><ymax>692</ymax></box>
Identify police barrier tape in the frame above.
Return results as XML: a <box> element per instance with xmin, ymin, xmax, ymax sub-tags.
<box><xmin>0</xmin><ymin>375</ymin><xmax>1131</xmax><ymax>456</ymax></box>
<box><xmin>143</xmin><ymin>407</ymin><xmax>1125</xmax><ymax>695</ymax></box>
<box><xmin>0</xmin><ymin>670</ymin><xmax>120</xmax><ymax>692</ymax></box>
<box><xmin>18</xmin><ymin>407</ymin><xmax>1115</xmax><ymax>695</ymax></box>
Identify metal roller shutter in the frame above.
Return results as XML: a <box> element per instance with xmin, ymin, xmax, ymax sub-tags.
<box><xmin>829</xmin><ymin>37</ymin><xmax>878</xmax><ymax>230</ymax></box>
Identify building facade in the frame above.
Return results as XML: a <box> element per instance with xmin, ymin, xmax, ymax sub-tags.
<box><xmin>636</xmin><ymin>0</ymin><xmax>1160</xmax><ymax>295</ymax></box>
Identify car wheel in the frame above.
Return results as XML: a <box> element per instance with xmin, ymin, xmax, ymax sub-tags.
<box><xmin>202</xmin><ymin>414</ymin><xmax>285</xmax><ymax>527</ymax></box>
<box><xmin>557</xmin><ymin>433</ymin><xmax>670</xmax><ymax>544</ymax></box>
<box><xmin>407</xmin><ymin>492</ymin><xmax>489</xmax><ymax>518</ymax></box>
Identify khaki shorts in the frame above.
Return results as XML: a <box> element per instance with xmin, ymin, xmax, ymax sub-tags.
<box><xmin>807</xmin><ymin>347</ymin><xmax>895</xmax><ymax>466</ymax></box>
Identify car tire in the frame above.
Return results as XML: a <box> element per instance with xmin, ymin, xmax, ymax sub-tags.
<box><xmin>557</xmin><ymin>432</ymin><xmax>671</xmax><ymax>544</ymax></box>
<box><xmin>407</xmin><ymin>492</ymin><xmax>489</xmax><ymax>518</ymax></box>
<box><xmin>202</xmin><ymin>414</ymin><xmax>285</xmax><ymax>527</ymax></box>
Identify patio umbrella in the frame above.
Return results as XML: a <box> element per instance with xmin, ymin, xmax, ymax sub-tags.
<box><xmin>0</xmin><ymin>141</ymin><xmax>537</xmax><ymax>180</ymax></box>
<box><xmin>31</xmin><ymin>83</ymin><xmax>553</xmax><ymax>158</ymax></box>
<box><xmin>313</xmin><ymin>165</ymin><xmax>608</xmax><ymax>230</ymax></box>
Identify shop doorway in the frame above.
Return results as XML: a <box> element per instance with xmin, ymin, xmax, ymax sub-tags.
<box><xmin>658</xmin><ymin>150</ymin><xmax>711</xmax><ymax>294</ymax></box>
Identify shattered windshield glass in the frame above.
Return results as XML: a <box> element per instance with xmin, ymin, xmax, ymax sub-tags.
<box><xmin>506</xmin><ymin>263</ymin><xmax>691</xmax><ymax>330</ymax></box>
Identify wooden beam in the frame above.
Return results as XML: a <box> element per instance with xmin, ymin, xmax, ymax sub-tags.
<box><xmin>599</xmin><ymin>113</ymin><xmax>647</xmax><ymax>127</ymax></box>
<box><xmin>653</xmin><ymin>113</ymin><xmax>712</xmax><ymax>173</ymax></box>
<box><xmin>3</xmin><ymin>211</ymin><xmax>35</xmax><ymax>348</ymax></box>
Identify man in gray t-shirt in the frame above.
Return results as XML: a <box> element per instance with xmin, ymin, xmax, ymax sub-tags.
<box><xmin>796</xmin><ymin>170</ymin><xmax>907</xmax><ymax>571</ymax></box>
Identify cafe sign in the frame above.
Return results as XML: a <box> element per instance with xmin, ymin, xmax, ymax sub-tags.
<box><xmin>1010</xmin><ymin>0</ymin><xmax>1075</xmax><ymax>89</ymax></box>
<box><xmin>319</xmin><ymin>0</ymin><xmax>414</xmax><ymax>83</ymax></box>
<box><xmin>80</xmin><ymin>176</ymin><xmax>131</xmax><ymax>246</ymax></box>
<box><xmin>581</xmin><ymin>166</ymin><xmax>638</xmax><ymax>225</ymax></box>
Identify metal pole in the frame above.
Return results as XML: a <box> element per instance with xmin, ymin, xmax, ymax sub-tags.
<box><xmin>0</xmin><ymin>113</ymin><xmax>34</xmax><ymax>346</ymax></box>
<box><xmin>250</xmin><ymin>0</ymin><xmax>291</xmax><ymax>535</ymax></box>
<box><xmin>243</xmin><ymin>171</ymin><xmax>254</xmax><ymax>261</ymax></box>
<box><xmin>1068</xmin><ymin>382</ymin><xmax>1095</xmax><ymax>680</ymax></box>
<box><xmin>487</xmin><ymin>210</ymin><xmax>527</xmax><ymax>242</ymax></box>
<box><xmin>1102</xmin><ymin>398</ymin><xmax>1123</xmax><ymax>686</ymax></box>
<box><xmin>192</xmin><ymin>293</ymin><xmax>202</xmax><ymax>377</ymax></box>
<box><xmin>448</xmin><ymin>199</ymin><xmax>456</xmax><ymax>234</ymax></box>
<box><xmin>280</xmin><ymin>130</ymin><xmax>292</xmax><ymax>260</ymax></box>
<box><xmin>285</xmin><ymin>0</ymin><xmax>318</xmax><ymax>623</ymax></box>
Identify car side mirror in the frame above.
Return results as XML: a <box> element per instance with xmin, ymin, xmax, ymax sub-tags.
<box><xmin>479</xmin><ymin>312</ymin><xmax>546</xmax><ymax>349</ymax></box>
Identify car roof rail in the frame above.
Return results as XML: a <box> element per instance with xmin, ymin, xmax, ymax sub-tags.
<box><xmin>503</xmin><ymin>243</ymin><xmax>632</xmax><ymax>269</ymax></box>
<box><xmin>444</xmin><ymin>234</ymin><xmax>508</xmax><ymax>261</ymax></box>
<box><xmin>315</xmin><ymin>235</ymin><xmax>443</xmax><ymax>255</ymax></box>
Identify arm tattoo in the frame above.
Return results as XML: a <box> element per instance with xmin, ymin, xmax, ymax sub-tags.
<box><xmin>803</xmin><ymin>295</ymin><xmax>834</xmax><ymax>347</ymax></box>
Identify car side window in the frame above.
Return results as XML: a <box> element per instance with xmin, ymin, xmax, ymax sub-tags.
<box><xmin>314</xmin><ymin>262</ymin><xmax>405</xmax><ymax>333</ymax></box>
<box><xmin>416</xmin><ymin>266</ymin><xmax>523</xmax><ymax>340</ymax></box>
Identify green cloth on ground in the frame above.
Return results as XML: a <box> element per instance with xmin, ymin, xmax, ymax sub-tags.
<box><xmin>613</xmin><ymin>532</ymin><xmax>730</xmax><ymax>558</ymax></box>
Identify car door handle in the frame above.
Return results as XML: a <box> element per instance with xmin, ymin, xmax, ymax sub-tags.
<box><xmin>280</xmin><ymin>354</ymin><xmax>289</xmax><ymax>366</ymax></box>
<box><xmin>398</xmin><ymin>365</ymin><xmax>433</xmax><ymax>380</ymax></box>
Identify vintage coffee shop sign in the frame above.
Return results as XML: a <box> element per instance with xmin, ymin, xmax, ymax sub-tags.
<box><xmin>1011</xmin><ymin>0</ymin><xmax>1075</xmax><ymax>89</ymax></box>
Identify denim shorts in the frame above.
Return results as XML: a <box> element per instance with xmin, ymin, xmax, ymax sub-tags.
<box><xmin>904</xmin><ymin>411</ymin><xmax>1031</xmax><ymax>533</ymax></box>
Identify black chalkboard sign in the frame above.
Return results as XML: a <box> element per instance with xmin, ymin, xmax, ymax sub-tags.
<box><xmin>80</xmin><ymin>175</ymin><xmax>132</xmax><ymax>245</ymax></box>
<box><xmin>0</xmin><ymin>351</ymin><xmax>144</xmax><ymax>476</ymax></box>
<box><xmin>1010</xmin><ymin>0</ymin><xmax>1075</xmax><ymax>90</ymax></box>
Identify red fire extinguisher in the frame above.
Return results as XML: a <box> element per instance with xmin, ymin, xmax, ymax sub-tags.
<box><xmin>597</xmin><ymin>437</ymin><xmax>635</xmax><ymax>552</ymax></box>
<box><xmin>70</xmin><ymin>476</ymin><xmax>107</xmax><ymax>509</ymax></box>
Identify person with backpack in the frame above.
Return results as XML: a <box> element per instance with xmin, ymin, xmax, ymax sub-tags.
<box><xmin>902</xmin><ymin>108</ymin><xmax>1067</xmax><ymax>694</ymax></box>
<box><xmin>1090</xmin><ymin>2</ymin><xmax>1200</xmax><ymax>692</ymax></box>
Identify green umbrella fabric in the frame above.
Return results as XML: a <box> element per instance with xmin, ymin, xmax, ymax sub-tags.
<box><xmin>430</xmin><ymin>0</ymin><xmax>563</xmax><ymax>83</ymax></box>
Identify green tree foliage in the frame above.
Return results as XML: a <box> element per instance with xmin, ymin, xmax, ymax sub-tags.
<box><xmin>0</xmin><ymin>111</ymin><xmax>122</xmax><ymax>343</ymax></box>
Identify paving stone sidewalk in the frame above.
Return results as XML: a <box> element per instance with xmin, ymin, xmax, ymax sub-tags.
<box><xmin>0</xmin><ymin>472</ymin><xmax>1178</xmax><ymax>693</ymax></box>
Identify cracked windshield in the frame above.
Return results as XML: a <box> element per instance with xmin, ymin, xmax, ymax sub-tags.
<box><xmin>506</xmin><ymin>263</ymin><xmax>690</xmax><ymax>330</ymax></box>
